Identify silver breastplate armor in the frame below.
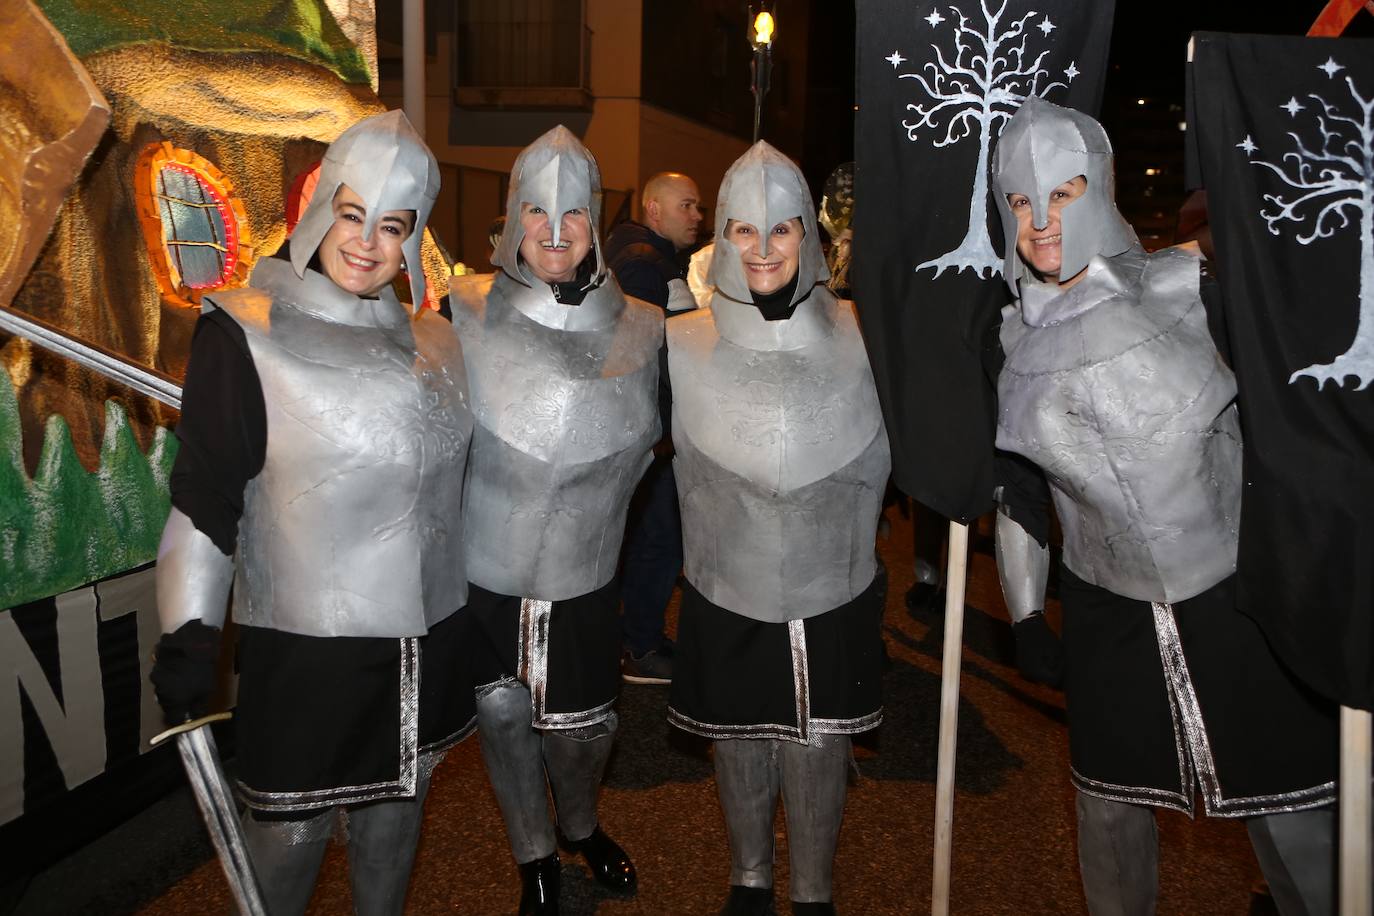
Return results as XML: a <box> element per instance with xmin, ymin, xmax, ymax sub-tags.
<box><xmin>208</xmin><ymin>259</ymin><xmax>472</xmax><ymax>638</ymax></box>
<box><xmin>451</xmin><ymin>271</ymin><xmax>662</xmax><ymax>601</ymax></box>
<box><xmin>997</xmin><ymin>248</ymin><xmax>1242</xmax><ymax>603</ymax></box>
<box><xmin>668</xmin><ymin>287</ymin><xmax>891</xmax><ymax>623</ymax></box>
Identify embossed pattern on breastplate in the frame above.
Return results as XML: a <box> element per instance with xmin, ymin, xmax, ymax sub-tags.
<box><xmin>669</xmin><ymin>288</ymin><xmax>891</xmax><ymax>621</ymax></box>
<box><xmin>211</xmin><ymin>261</ymin><xmax>473</xmax><ymax>638</ymax></box>
<box><xmin>672</xmin><ymin>289</ymin><xmax>884</xmax><ymax>493</ymax></box>
<box><xmin>997</xmin><ymin>248</ymin><xmax>1241</xmax><ymax>603</ymax></box>
<box><xmin>451</xmin><ymin>271</ymin><xmax>662</xmax><ymax>600</ymax></box>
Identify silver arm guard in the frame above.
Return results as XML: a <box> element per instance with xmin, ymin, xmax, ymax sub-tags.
<box><xmin>994</xmin><ymin>503</ymin><xmax>1050</xmax><ymax>625</ymax></box>
<box><xmin>156</xmin><ymin>508</ymin><xmax>234</xmax><ymax>633</ymax></box>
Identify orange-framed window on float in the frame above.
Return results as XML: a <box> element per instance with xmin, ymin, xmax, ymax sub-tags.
<box><xmin>134</xmin><ymin>142</ymin><xmax>255</xmax><ymax>306</ymax></box>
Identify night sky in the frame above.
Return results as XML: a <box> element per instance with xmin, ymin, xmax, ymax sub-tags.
<box><xmin>1106</xmin><ymin>0</ymin><xmax>1373</xmax><ymax>104</ymax></box>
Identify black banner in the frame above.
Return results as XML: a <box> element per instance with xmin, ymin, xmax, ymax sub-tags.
<box><xmin>1</xmin><ymin>566</ymin><xmax>160</xmax><ymax>826</ymax></box>
<box><xmin>853</xmin><ymin>0</ymin><xmax>1115</xmax><ymax>521</ymax></box>
<box><xmin>1187</xmin><ymin>32</ymin><xmax>1374</xmax><ymax>710</ymax></box>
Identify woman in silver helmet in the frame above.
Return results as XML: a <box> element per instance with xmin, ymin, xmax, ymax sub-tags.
<box><xmin>448</xmin><ymin>125</ymin><xmax>661</xmax><ymax>914</ymax></box>
<box><xmin>149</xmin><ymin>111</ymin><xmax>474</xmax><ymax>915</ymax></box>
<box><xmin>665</xmin><ymin>142</ymin><xmax>890</xmax><ymax>916</ymax></box>
<box><xmin>992</xmin><ymin>97</ymin><xmax>1337</xmax><ymax>916</ymax></box>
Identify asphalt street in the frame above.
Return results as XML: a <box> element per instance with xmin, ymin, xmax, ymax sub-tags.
<box><xmin>16</xmin><ymin>506</ymin><xmax>1272</xmax><ymax>915</ymax></box>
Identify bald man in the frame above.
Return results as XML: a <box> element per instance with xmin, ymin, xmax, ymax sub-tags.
<box><xmin>604</xmin><ymin>172</ymin><xmax>704</xmax><ymax>684</ymax></box>
<box><xmin>606</xmin><ymin>172</ymin><xmax>703</xmax><ymax>314</ymax></box>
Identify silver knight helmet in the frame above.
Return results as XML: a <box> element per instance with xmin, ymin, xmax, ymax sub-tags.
<box><xmin>708</xmin><ymin>141</ymin><xmax>828</xmax><ymax>309</ymax></box>
<box><xmin>992</xmin><ymin>96</ymin><xmax>1136</xmax><ymax>292</ymax></box>
<box><xmin>289</xmin><ymin>109</ymin><xmax>441</xmax><ymax>310</ymax></box>
<box><xmin>492</xmin><ymin>124</ymin><xmax>607</xmax><ymax>289</ymax></box>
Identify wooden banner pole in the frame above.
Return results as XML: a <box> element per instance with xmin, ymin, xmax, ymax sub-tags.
<box><xmin>1340</xmin><ymin>705</ymin><xmax>1372</xmax><ymax>915</ymax></box>
<box><xmin>931</xmin><ymin>520</ymin><xmax>970</xmax><ymax>916</ymax></box>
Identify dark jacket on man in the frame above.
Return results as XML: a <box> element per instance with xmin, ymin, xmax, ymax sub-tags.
<box><xmin>604</xmin><ymin>220</ymin><xmax>683</xmax><ymax>311</ymax></box>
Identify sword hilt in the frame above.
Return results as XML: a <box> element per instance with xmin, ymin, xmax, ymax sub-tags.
<box><xmin>149</xmin><ymin>711</ymin><xmax>233</xmax><ymax>748</ymax></box>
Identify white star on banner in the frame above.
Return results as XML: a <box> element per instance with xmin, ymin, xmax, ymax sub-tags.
<box><xmin>1318</xmin><ymin>57</ymin><xmax>1343</xmax><ymax>78</ymax></box>
<box><xmin>1064</xmin><ymin>61</ymin><xmax>1080</xmax><ymax>81</ymax></box>
<box><xmin>925</xmin><ymin>9</ymin><xmax>945</xmax><ymax>27</ymax></box>
<box><xmin>1037</xmin><ymin>17</ymin><xmax>1055</xmax><ymax>36</ymax></box>
<box><xmin>1236</xmin><ymin>135</ymin><xmax>1257</xmax><ymax>155</ymax></box>
<box><xmin>886</xmin><ymin>50</ymin><xmax>906</xmax><ymax>69</ymax></box>
<box><xmin>1282</xmin><ymin>97</ymin><xmax>1303</xmax><ymax>117</ymax></box>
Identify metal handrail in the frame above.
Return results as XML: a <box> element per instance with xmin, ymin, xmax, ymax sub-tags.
<box><xmin>0</xmin><ymin>305</ymin><xmax>182</xmax><ymax>409</ymax></box>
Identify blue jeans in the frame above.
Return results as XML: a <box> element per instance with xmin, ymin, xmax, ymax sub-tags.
<box><xmin>619</xmin><ymin>457</ymin><xmax>682</xmax><ymax>655</ymax></box>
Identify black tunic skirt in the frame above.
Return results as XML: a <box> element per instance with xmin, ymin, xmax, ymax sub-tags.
<box><xmin>233</xmin><ymin>606</ymin><xmax>474</xmax><ymax>813</ymax></box>
<box><xmin>464</xmin><ymin>579</ymin><xmax>622</xmax><ymax>729</ymax></box>
<box><xmin>668</xmin><ymin>568</ymin><xmax>885</xmax><ymax>743</ymax></box>
<box><xmin>1061</xmin><ymin>567</ymin><xmax>1337</xmax><ymax>817</ymax></box>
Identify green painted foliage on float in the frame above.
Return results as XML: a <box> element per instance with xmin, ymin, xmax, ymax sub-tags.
<box><xmin>0</xmin><ymin>371</ymin><xmax>176</xmax><ymax>610</ymax></box>
<box><xmin>35</xmin><ymin>0</ymin><xmax>372</xmax><ymax>85</ymax></box>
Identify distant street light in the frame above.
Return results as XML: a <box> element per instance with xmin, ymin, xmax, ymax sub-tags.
<box><xmin>749</xmin><ymin>3</ymin><xmax>776</xmax><ymax>143</ymax></box>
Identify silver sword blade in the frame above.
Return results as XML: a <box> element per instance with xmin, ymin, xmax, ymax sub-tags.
<box><xmin>154</xmin><ymin>717</ymin><xmax>267</xmax><ymax>915</ymax></box>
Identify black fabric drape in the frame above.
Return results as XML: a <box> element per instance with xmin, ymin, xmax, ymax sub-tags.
<box><xmin>1187</xmin><ymin>32</ymin><xmax>1374</xmax><ymax>710</ymax></box>
<box><xmin>852</xmin><ymin>0</ymin><xmax>1114</xmax><ymax>521</ymax></box>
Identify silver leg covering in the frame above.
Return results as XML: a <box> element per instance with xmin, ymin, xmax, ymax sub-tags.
<box><xmin>1246</xmin><ymin>806</ymin><xmax>1336</xmax><ymax>916</ymax></box>
<box><xmin>344</xmin><ymin>750</ymin><xmax>444</xmax><ymax>916</ymax></box>
<box><xmin>780</xmin><ymin>734</ymin><xmax>851</xmax><ymax>904</ymax></box>
<box><xmin>476</xmin><ymin>681</ymin><xmax>556</xmax><ymax>864</ymax></box>
<box><xmin>240</xmin><ymin>806</ymin><xmax>335</xmax><ymax>916</ymax></box>
<box><xmin>1075</xmin><ymin>791</ymin><xmax>1159</xmax><ymax>916</ymax></box>
<box><xmin>714</xmin><ymin>738</ymin><xmax>781</xmax><ymax>890</ymax></box>
<box><xmin>543</xmin><ymin>712</ymin><xmax>618</xmax><ymax>843</ymax></box>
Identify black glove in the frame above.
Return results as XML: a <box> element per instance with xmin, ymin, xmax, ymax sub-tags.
<box><xmin>1012</xmin><ymin>612</ymin><xmax>1063</xmax><ymax>688</ymax></box>
<box><xmin>150</xmin><ymin>620</ymin><xmax>222</xmax><ymax>726</ymax></box>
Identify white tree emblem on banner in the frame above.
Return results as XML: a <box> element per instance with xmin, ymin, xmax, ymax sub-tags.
<box><xmin>889</xmin><ymin>1</ymin><xmax>1076</xmax><ymax>277</ymax></box>
<box><xmin>1242</xmin><ymin>58</ymin><xmax>1374</xmax><ymax>391</ymax></box>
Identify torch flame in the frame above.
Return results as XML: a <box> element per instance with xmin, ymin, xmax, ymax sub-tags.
<box><xmin>752</xmin><ymin>11</ymin><xmax>775</xmax><ymax>46</ymax></box>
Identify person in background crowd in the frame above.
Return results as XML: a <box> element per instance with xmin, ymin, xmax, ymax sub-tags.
<box><xmin>603</xmin><ymin>171</ymin><xmax>704</xmax><ymax>684</ymax></box>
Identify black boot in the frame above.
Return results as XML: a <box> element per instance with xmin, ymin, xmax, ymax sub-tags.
<box><xmin>557</xmin><ymin>829</ymin><xmax>637</xmax><ymax>889</ymax></box>
<box><xmin>518</xmin><ymin>852</ymin><xmax>560</xmax><ymax>915</ymax></box>
<box><xmin>559</xmin><ymin>825</ymin><xmax>636</xmax><ymax>893</ymax></box>
<box><xmin>792</xmin><ymin>903</ymin><xmax>837</xmax><ymax>915</ymax></box>
<box><xmin>720</xmin><ymin>885</ymin><xmax>776</xmax><ymax>916</ymax></box>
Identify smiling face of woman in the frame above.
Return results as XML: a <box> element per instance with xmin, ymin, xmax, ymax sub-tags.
<box><xmin>517</xmin><ymin>202</ymin><xmax>592</xmax><ymax>284</ymax></box>
<box><xmin>1007</xmin><ymin>175</ymin><xmax>1088</xmax><ymax>286</ymax></box>
<box><xmin>317</xmin><ymin>184</ymin><xmax>414</xmax><ymax>297</ymax></box>
<box><xmin>725</xmin><ymin>217</ymin><xmax>803</xmax><ymax>296</ymax></box>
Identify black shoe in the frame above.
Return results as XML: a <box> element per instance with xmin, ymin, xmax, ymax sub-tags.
<box><xmin>622</xmin><ymin>641</ymin><xmax>673</xmax><ymax>685</ymax></box>
<box><xmin>518</xmin><ymin>852</ymin><xmax>560</xmax><ymax>915</ymax></box>
<box><xmin>559</xmin><ymin>826</ymin><xmax>637</xmax><ymax>893</ymax></box>
<box><xmin>905</xmin><ymin>580</ymin><xmax>944</xmax><ymax>614</ymax></box>
<box><xmin>720</xmin><ymin>885</ymin><xmax>776</xmax><ymax>916</ymax></box>
<box><xmin>792</xmin><ymin>903</ymin><xmax>837</xmax><ymax>915</ymax></box>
